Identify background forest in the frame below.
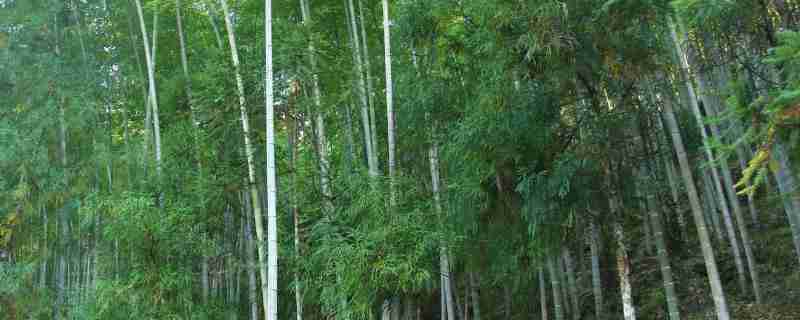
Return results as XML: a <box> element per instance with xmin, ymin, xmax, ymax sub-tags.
<box><xmin>3</xmin><ymin>0</ymin><xmax>800</xmax><ymax>319</ymax></box>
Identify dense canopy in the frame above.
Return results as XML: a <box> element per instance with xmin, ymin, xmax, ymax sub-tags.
<box><xmin>3</xmin><ymin>0</ymin><xmax>800</xmax><ymax>319</ymax></box>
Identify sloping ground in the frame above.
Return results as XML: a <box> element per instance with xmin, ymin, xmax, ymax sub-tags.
<box><xmin>0</xmin><ymin>296</ymin><xmax>17</xmax><ymax>320</ymax></box>
<box><xmin>635</xmin><ymin>208</ymin><xmax>800</xmax><ymax>320</ymax></box>
<box><xmin>689</xmin><ymin>303</ymin><xmax>800</xmax><ymax>320</ymax></box>
<box><xmin>730</xmin><ymin>303</ymin><xmax>800</xmax><ymax>319</ymax></box>
<box><xmin>688</xmin><ymin>219</ymin><xmax>800</xmax><ymax>319</ymax></box>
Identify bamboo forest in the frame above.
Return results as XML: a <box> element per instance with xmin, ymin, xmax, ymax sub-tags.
<box><xmin>8</xmin><ymin>0</ymin><xmax>800</xmax><ymax>319</ymax></box>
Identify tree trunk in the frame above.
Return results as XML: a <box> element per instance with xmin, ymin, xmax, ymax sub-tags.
<box><xmin>123</xmin><ymin>2</ymin><xmax>149</xmax><ymax>183</ymax></box>
<box><xmin>202</xmin><ymin>255</ymin><xmax>210</xmax><ymax>303</ymax></box>
<box><xmin>151</xmin><ymin>7</ymin><xmax>158</xmax><ymax>67</ymax></box>
<box><xmin>670</xmin><ymin>20</ymin><xmax>748</xmax><ymax>295</ymax></box>
<box><xmin>646</xmin><ymin>192</ymin><xmax>681</xmax><ymax>320</ymax></box>
<box><xmin>244</xmin><ymin>191</ymin><xmax>259</xmax><ymax>320</ymax></box>
<box><xmin>404</xmin><ymin>298</ymin><xmax>415</xmax><ymax>320</ymax></box>
<box><xmin>689</xmin><ymin>35</ymin><xmax>762</xmax><ymax>303</ymax></box>
<box><xmin>294</xmin><ymin>1</ymin><xmax>328</xmax><ymax>317</ymax></box>
<box><xmin>602</xmin><ymin>157</ymin><xmax>635</xmax><ymax>320</ymax></box>
<box><xmin>463</xmin><ymin>277</ymin><xmax>470</xmax><ymax>320</ymax></box>
<box><xmin>40</xmin><ymin>205</ymin><xmax>48</xmax><ymax>290</ymax></box>
<box><xmin>343</xmin><ymin>103</ymin><xmax>357</xmax><ymax>171</ymax></box>
<box><xmin>660</xmin><ymin>70</ymin><xmax>731</xmax><ymax>318</ymax></box>
<box><xmin>717</xmin><ymin>155</ymin><xmax>763</xmax><ymax>302</ymax></box>
<box><xmin>431</xmin><ymin>142</ymin><xmax>455</xmax><ymax>320</ymax></box>
<box><xmin>665</xmin><ymin>158</ymin><xmax>688</xmax><ymax>238</ymax></box>
<box><xmin>237</xmin><ymin>214</ymin><xmax>245</xmax><ymax>313</ymax></box>
<box><xmin>701</xmin><ymin>170</ymin><xmax>725</xmax><ymax>244</ymax></box>
<box><xmin>289</xmin><ymin>102</ymin><xmax>302</xmax><ymax>320</ymax></box>
<box><xmin>453</xmin><ymin>275</ymin><xmax>463</xmax><ymax>320</ymax></box>
<box><xmin>665</xmin><ymin>158</ymin><xmax>680</xmax><ymax>205</ymax></box>
<box><xmin>134</xmin><ymin>0</ymin><xmax>162</xmax><ymax>180</ymax></box>
<box><xmin>68</xmin><ymin>0</ymin><xmax>89</xmax><ymax>66</ymax></box>
<box><xmin>441</xmin><ymin>290</ymin><xmax>446</xmax><ymax>320</ymax></box>
<box><xmin>264</xmin><ymin>0</ymin><xmax>280</xmax><ymax>318</ymax></box>
<box><xmin>204</xmin><ymin>0</ymin><xmax>225</xmax><ymax>49</ymax></box>
<box><xmin>641</xmin><ymin>209</ymin><xmax>653</xmax><ymax>257</ymax></box>
<box><xmin>538</xmin><ymin>266</ymin><xmax>548</xmax><ymax>320</ymax></box>
<box><xmin>98</xmin><ymin>0</ymin><xmax>115</xmax><ymax>289</ymax></box>
<box><xmin>589</xmin><ymin>221</ymin><xmax>603</xmax><ymax>320</ymax></box>
<box><xmin>176</xmin><ymin>2</ymin><xmax>211</xmax><ymax>305</ymax></box>
<box><xmin>382</xmin><ymin>0</ymin><xmax>396</xmax><ymax>204</ymax></box>
<box><xmin>504</xmin><ymin>285</ymin><xmax>512</xmax><ymax>320</ymax></box>
<box><xmin>615</xmin><ymin>220</ymin><xmax>636</xmax><ymax>320</ymax></box>
<box><xmin>358</xmin><ymin>0</ymin><xmax>379</xmax><ymax>171</ymax></box>
<box><xmin>85</xmin><ymin>233</ymin><xmax>92</xmax><ymax>295</ymax></box>
<box><xmin>176</xmin><ymin>0</ymin><xmax>197</xmax><ymax>134</ymax></box>
<box><xmin>699</xmin><ymin>174</ymin><xmax>716</xmax><ymax>241</ymax></box>
<box><xmin>225</xmin><ymin>204</ymin><xmax>236</xmax><ymax>311</ymax></box>
<box><xmin>713</xmin><ymin>88</ymin><xmax>762</xmax><ymax>230</ymax></box>
<box><xmin>470</xmin><ymin>272</ymin><xmax>481</xmax><ymax>320</ymax></box>
<box><xmin>345</xmin><ymin>0</ymin><xmax>378</xmax><ymax>176</ymax></box>
<box><xmin>563</xmin><ymin>249</ymin><xmax>579</xmax><ymax>320</ymax></box>
<box><xmin>114</xmin><ymin>239</ymin><xmax>119</xmax><ymax>281</ymax></box>
<box><xmin>392</xmin><ymin>297</ymin><xmax>401</xmax><ymax>320</ymax></box>
<box><xmin>557</xmin><ymin>252</ymin><xmax>570</xmax><ymax>318</ymax></box>
<box><xmin>219</xmin><ymin>0</ymin><xmax>270</xmax><ymax>318</ymax></box>
<box><xmin>772</xmin><ymin>141</ymin><xmax>800</xmax><ymax>266</ymax></box>
<box><xmin>382</xmin><ymin>299</ymin><xmax>392</xmax><ymax>320</ymax></box>
<box><xmin>55</xmin><ymin>85</ymin><xmax>68</xmax><ymax>320</ymax></box>
<box><xmin>299</xmin><ymin>0</ymin><xmax>332</xmax><ymax>215</ymax></box>
<box><xmin>72</xmin><ymin>230</ymin><xmax>79</xmax><ymax>301</ymax></box>
<box><xmin>605</xmin><ymin>184</ymin><xmax>636</xmax><ymax>320</ymax></box>
<box><xmin>547</xmin><ymin>257</ymin><xmax>564</xmax><ymax>320</ymax></box>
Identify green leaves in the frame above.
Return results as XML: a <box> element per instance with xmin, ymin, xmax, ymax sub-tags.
<box><xmin>767</xmin><ymin>31</ymin><xmax>800</xmax><ymax>70</ymax></box>
<box><xmin>0</xmin><ymin>263</ymin><xmax>33</xmax><ymax>295</ymax></box>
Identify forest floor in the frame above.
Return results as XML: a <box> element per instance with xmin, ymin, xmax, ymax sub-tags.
<box><xmin>632</xmin><ymin>210</ymin><xmax>800</xmax><ymax>319</ymax></box>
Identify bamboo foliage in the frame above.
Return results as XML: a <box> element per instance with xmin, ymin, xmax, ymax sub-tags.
<box><xmin>4</xmin><ymin>1</ymin><xmax>800</xmax><ymax>320</ymax></box>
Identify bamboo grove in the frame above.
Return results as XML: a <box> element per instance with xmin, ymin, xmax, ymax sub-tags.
<box><xmin>4</xmin><ymin>0</ymin><xmax>800</xmax><ymax>319</ymax></box>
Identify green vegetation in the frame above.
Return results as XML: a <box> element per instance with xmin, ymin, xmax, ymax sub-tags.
<box><xmin>2</xmin><ymin>0</ymin><xmax>800</xmax><ymax>319</ymax></box>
